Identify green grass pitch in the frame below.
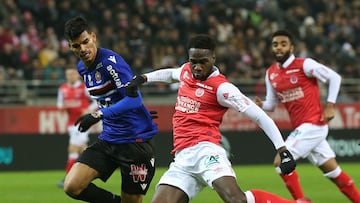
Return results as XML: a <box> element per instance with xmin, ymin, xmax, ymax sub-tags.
<box><xmin>0</xmin><ymin>163</ymin><xmax>359</xmax><ymax>202</ymax></box>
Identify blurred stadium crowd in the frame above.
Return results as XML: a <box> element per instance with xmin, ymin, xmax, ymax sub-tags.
<box><xmin>0</xmin><ymin>0</ymin><xmax>359</xmax><ymax>101</ymax></box>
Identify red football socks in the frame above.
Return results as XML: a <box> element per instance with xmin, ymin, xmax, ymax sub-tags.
<box><xmin>280</xmin><ymin>170</ymin><xmax>305</xmax><ymax>199</ymax></box>
<box><xmin>332</xmin><ymin>171</ymin><xmax>360</xmax><ymax>203</ymax></box>
<box><xmin>250</xmin><ymin>189</ymin><xmax>297</xmax><ymax>203</ymax></box>
<box><xmin>65</xmin><ymin>158</ymin><xmax>77</xmax><ymax>174</ymax></box>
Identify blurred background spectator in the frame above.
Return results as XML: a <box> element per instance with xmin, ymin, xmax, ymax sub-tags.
<box><xmin>0</xmin><ymin>0</ymin><xmax>359</xmax><ymax>103</ymax></box>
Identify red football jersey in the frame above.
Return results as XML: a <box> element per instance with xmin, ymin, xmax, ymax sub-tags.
<box><xmin>58</xmin><ymin>82</ymin><xmax>91</xmax><ymax>126</ymax></box>
<box><xmin>267</xmin><ymin>58</ymin><xmax>325</xmax><ymax>128</ymax></box>
<box><xmin>172</xmin><ymin>63</ymin><xmax>228</xmax><ymax>153</ymax></box>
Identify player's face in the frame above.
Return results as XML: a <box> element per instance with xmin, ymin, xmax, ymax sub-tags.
<box><xmin>188</xmin><ymin>48</ymin><xmax>215</xmax><ymax>81</ymax></box>
<box><xmin>271</xmin><ymin>35</ymin><xmax>294</xmax><ymax>64</ymax></box>
<box><xmin>68</xmin><ymin>31</ymin><xmax>97</xmax><ymax>67</ymax></box>
<box><xmin>65</xmin><ymin>69</ymin><xmax>80</xmax><ymax>84</ymax></box>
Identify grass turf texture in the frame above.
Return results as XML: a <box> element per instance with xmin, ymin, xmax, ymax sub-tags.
<box><xmin>0</xmin><ymin>163</ymin><xmax>359</xmax><ymax>203</ymax></box>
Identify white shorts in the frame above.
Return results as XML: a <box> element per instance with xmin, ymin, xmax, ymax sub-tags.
<box><xmin>286</xmin><ymin>123</ymin><xmax>336</xmax><ymax>166</ymax></box>
<box><xmin>156</xmin><ymin>142</ymin><xmax>236</xmax><ymax>200</ymax></box>
<box><xmin>68</xmin><ymin>126</ymin><xmax>89</xmax><ymax>147</ymax></box>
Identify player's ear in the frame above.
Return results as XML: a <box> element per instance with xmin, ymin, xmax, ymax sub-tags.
<box><xmin>91</xmin><ymin>32</ymin><xmax>97</xmax><ymax>43</ymax></box>
<box><xmin>211</xmin><ymin>54</ymin><xmax>216</xmax><ymax>63</ymax></box>
<box><xmin>290</xmin><ymin>44</ymin><xmax>294</xmax><ymax>53</ymax></box>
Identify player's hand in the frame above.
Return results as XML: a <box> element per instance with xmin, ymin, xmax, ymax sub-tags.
<box><xmin>279</xmin><ymin>149</ymin><xmax>296</xmax><ymax>174</ymax></box>
<box><xmin>125</xmin><ymin>75</ymin><xmax>146</xmax><ymax>97</ymax></box>
<box><xmin>254</xmin><ymin>96</ymin><xmax>263</xmax><ymax>108</ymax></box>
<box><xmin>321</xmin><ymin>102</ymin><xmax>335</xmax><ymax>122</ymax></box>
<box><xmin>74</xmin><ymin>112</ymin><xmax>102</xmax><ymax>132</ymax></box>
<box><xmin>149</xmin><ymin>110</ymin><xmax>158</xmax><ymax>119</ymax></box>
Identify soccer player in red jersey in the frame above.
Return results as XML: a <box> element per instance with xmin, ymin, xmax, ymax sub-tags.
<box><xmin>56</xmin><ymin>67</ymin><xmax>97</xmax><ymax>187</ymax></box>
<box><xmin>128</xmin><ymin>34</ymin><xmax>311</xmax><ymax>203</ymax></box>
<box><xmin>255</xmin><ymin>30</ymin><xmax>360</xmax><ymax>202</ymax></box>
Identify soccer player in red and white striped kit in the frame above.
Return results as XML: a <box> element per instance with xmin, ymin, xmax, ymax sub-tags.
<box><xmin>256</xmin><ymin>30</ymin><xmax>360</xmax><ymax>202</ymax></box>
<box><xmin>128</xmin><ymin>34</ymin><xmax>311</xmax><ymax>203</ymax></box>
<box><xmin>57</xmin><ymin>67</ymin><xmax>97</xmax><ymax>187</ymax></box>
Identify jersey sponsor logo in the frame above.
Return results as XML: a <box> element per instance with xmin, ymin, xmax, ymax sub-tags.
<box><xmin>277</xmin><ymin>87</ymin><xmax>304</xmax><ymax>103</ymax></box>
<box><xmin>175</xmin><ymin>96</ymin><xmax>201</xmax><ymax>113</ymax></box>
<box><xmin>106</xmin><ymin>65</ymin><xmax>123</xmax><ymax>88</ymax></box>
<box><xmin>108</xmin><ymin>55</ymin><xmax>117</xmax><ymax>63</ymax></box>
<box><xmin>289</xmin><ymin>129</ymin><xmax>301</xmax><ymax>137</ymax></box>
<box><xmin>290</xmin><ymin>75</ymin><xmax>298</xmax><ymax>84</ymax></box>
<box><xmin>129</xmin><ymin>164</ymin><xmax>148</xmax><ymax>183</ymax></box>
<box><xmin>63</xmin><ymin>100</ymin><xmax>82</xmax><ymax>108</ymax></box>
<box><xmin>286</xmin><ymin>69</ymin><xmax>300</xmax><ymax>74</ymax></box>
<box><xmin>195</xmin><ymin>88</ymin><xmax>204</xmax><ymax>97</ymax></box>
<box><xmin>195</xmin><ymin>82</ymin><xmax>213</xmax><ymax>90</ymax></box>
<box><xmin>204</xmin><ymin>154</ymin><xmax>220</xmax><ymax>168</ymax></box>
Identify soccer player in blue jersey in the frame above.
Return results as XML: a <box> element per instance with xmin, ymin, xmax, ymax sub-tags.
<box><xmin>63</xmin><ymin>16</ymin><xmax>158</xmax><ymax>203</ymax></box>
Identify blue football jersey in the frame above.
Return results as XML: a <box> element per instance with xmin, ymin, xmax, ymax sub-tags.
<box><xmin>77</xmin><ymin>48</ymin><xmax>157</xmax><ymax>144</ymax></box>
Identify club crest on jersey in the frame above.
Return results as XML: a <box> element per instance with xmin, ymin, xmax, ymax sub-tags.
<box><xmin>195</xmin><ymin>88</ymin><xmax>205</xmax><ymax>97</ymax></box>
<box><xmin>290</xmin><ymin>75</ymin><xmax>298</xmax><ymax>84</ymax></box>
<box><xmin>129</xmin><ymin>164</ymin><xmax>148</xmax><ymax>183</ymax></box>
<box><xmin>95</xmin><ymin>71</ymin><xmax>102</xmax><ymax>83</ymax></box>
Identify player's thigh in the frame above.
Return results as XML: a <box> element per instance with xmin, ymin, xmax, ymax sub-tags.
<box><xmin>307</xmin><ymin>139</ymin><xmax>336</xmax><ymax>167</ymax></box>
<box><xmin>155</xmin><ymin>163</ymin><xmax>204</xmax><ymax>201</ymax></box>
<box><xmin>64</xmin><ymin>162</ymin><xmax>99</xmax><ymax>194</ymax></box>
<box><xmin>121</xmin><ymin>192</ymin><xmax>144</xmax><ymax>203</ymax></box>
<box><xmin>118</xmin><ymin>141</ymin><xmax>156</xmax><ymax>195</ymax></box>
<box><xmin>77</xmin><ymin>140</ymin><xmax>118</xmax><ymax>182</ymax></box>
<box><xmin>285</xmin><ymin>123</ymin><xmax>328</xmax><ymax>160</ymax></box>
<box><xmin>152</xmin><ymin>184</ymin><xmax>189</xmax><ymax>203</ymax></box>
<box><xmin>213</xmin><ymin>176</ymin><xmax>246</xmax><ymax>202</ymax></box>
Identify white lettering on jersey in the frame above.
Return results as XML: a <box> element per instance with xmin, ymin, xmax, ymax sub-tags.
<box><xmin>87</xmin><ymin>74</ymin><xmax>93</xmax><ymax>86</ymax></box>
<box><xmin>195</xmin><ymin>82</ymin><xmax>213</xmax><ymax>90</ymax></box>
<box><xmin>106</xmin><ymin>65</ymin><xmax>123</xmax><ymax>88</ymax></box>
<box><xmin>175</xmin><ymin>96</ymin><xmax>201</xmax><ymax>113</ymax></box>
<box><xmin>277</xmin><ymin>87</ymin><xmax>304</xmax><ymax>103</ymax></box>
<box><xmin>286</xmin><ymin>69</ymin><xmax>300</xmax><ymax>74</ymax></box>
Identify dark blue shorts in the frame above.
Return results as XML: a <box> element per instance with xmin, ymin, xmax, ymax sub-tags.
<box><xmin>78</xmin><ymin>139</ymin><xmax>155</xmax><ymax>195</ymax></box>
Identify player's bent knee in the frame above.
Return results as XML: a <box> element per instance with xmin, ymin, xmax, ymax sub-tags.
<box><xmin>63</xmin><ymin>180</ymin><xmax>83</xmax><ymax>197</ymax></box>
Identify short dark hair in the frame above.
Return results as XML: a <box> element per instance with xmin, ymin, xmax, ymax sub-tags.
<box><xmin>271</xmin><ymin>30</ymin><xmax>293</xmax><ymax>43</ymax></box>
<box><xmin>187</xmin><ymin>34</ymin><xmax>216</xmax><ymax>51</ymax></box>
<box><xmin>64</xmin><ymin>16</ymin><xmax>89</xmax><ymax>40</ymax></box>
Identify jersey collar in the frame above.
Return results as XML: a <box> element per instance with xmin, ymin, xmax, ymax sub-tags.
<box><xmin>279</xmin><ymin>54</ymin><xmax>295</xmax><ymax>69</ymax></box>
